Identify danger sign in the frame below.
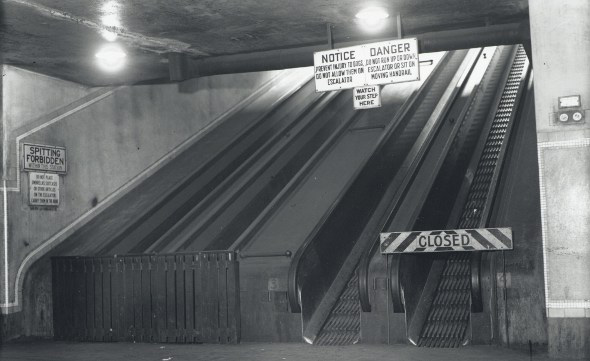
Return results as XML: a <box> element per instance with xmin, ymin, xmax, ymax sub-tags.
<box><xmin>380</xmin><ymin>228</ymin><xmax>513</xmax><ymax>253</ymax></box>
<box><xmin>314</xmin><ymin>38</ymin><xmax>419</xmax><ymax>92</ymax></box>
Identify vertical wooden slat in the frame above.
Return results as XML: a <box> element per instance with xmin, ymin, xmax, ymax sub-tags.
<box><xmin>51</xmin><ymin>258</ymin><xmax>62</xmax><ymax>340</ymax></box>
<box><xmin>175</xmin><ymin>255</ymin><xmax>186</xmax><ymax>343</ymax></box>
<box><xmin>132</xmin><ymin>257</ymin><xmax>142</xmax><ymax>342</ymax></box>
<box><xmin>118</xmin><ymin>257</ymin><xmax>127</xmax><ymax>341</ymax></box>
<box><xmin>124</xmin><ymin>257</ymin><xmax>135</xmax><ymax>341</ymax></box>
<box><xmin>226</xmin><ymin>252</ymin><xmax>240</xmax><ymax>343</ymax></box>
<box><xmin>194</xmin><ymin>254</ymin><xmax>204</xmax><ymax>342</ymax></box>
<box><xmin>81</xmin><ymin>258</ymin><xmax>90</xmax><ymax>341</ymax></box>
<box><xmin>102</xmin><ymin>258</ymin><xmax>112</xmax><ymax>341</ymax></box>
<box><xmin>72</xmin><ymin>258</ymin><xmax>85</xmax><ymax>341</ymax></box>
<box><xmin>217</xmin><ymin>253</ymin><xmax>229</xmax><ymax>344</ymax></box>
<box><xmin>204</xmin><ymin>253</ymin><xmax>220</xmax><ymax>343</ymax></box>
<box><xmin>185</xmin><ymin>254</ymin><xmax>197</xmax><ymax>343</ymax></box>
<box><xmin>109</xmin><ymin>258</ymin><xmax>119</xmax><ymax>341</ymax></box>
<box><xmin>61</xmin><ymin>258</ymin><xmax>69</xmax><ymax>340</ymax></box>
<box><xmin>93</xmin><ymin>258</ymin><xmax>104</xmax><ymax>341</ymax></box>
<box><xmin>65</xmin><ymin>258</ymin><xmax>75</xmax><ymax>340</ymax></box>
<box><xmin>200</xmin><ymin>253</ymin><xmax>210</xmax><ymax>342</ymax></box>
<box><xmin>165</xmin><ymin>255</ymin><xmax>177</xmax><ymax>342</ymax></box>
<box><xmin>153</xmin><ymin>256</ymin><xmax>166</xmax><ymax>343</ymax></box>
<box><xmin>85</xmin><ymin>258</ymin><xmax>95</xmax><ymax>341</ymax></box>
<box><xmin>118</xmin><ymin>258</ymin><xmax>127</xmax><ymax>340</ymax></box>
<box><xmin>140</xmin><ymin>256</ymin><xmax>152</xmax><ymax>342</ymax></box>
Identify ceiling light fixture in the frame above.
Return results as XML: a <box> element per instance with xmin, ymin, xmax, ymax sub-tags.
<box><xmin>95</xmin><ymin>44</ymin><xmax>127</xmax><ymax>72</ymax></box>
<box><xmin>101</xmin><ymin>1</ymin><xmax>120</xmax><ymax>14</ymax></box>
<box><xmin>100</xmin><ymin>29</ymin><xmax>118</xmax><ymax>42</ymax></box>
<box><xmin>101</xmin><ymin>14</ymin><xmax>121</xmax><ymax>28</ymax></box>
<box><xmin>355</xmin><ymin>6</ymin><xmax>390</xmax><ymax>33</ymax></box>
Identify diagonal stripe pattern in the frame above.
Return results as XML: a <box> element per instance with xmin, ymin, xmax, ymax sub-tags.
<box><xmin>380</xmin><ymin>228</ymin><xmax>512</xmax><ymax>253</ymax></box>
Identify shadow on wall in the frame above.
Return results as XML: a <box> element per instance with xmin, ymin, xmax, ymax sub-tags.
<box><xmin>1</xmin><ymin>258</ymin><xmax>52</xmax><ymax>342</ymax></box>
<box><xmin>177</xmin><ymin>71</ymin><xmax>290</xmax><ymax>94</ymax></box>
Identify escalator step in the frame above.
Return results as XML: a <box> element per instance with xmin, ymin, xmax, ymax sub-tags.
<box><xmin>314</xmin><ymin>273</ymin><xmax>360</xmax><ymax>345</ymax></box>
<box><xmin>314</xmin><ymin>330</ymin><xmax>359</xmax><ymax>346</ymax></box>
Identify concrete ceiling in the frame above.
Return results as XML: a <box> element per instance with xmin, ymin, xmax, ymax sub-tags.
<box><xmin>1</xmin><ymin>0</ymin><xmax>529</xmax><ymax>86</ymax></box>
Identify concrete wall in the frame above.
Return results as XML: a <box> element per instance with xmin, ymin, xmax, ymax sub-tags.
<box><xmin>0</xmin><ymin>65</ymin><xmax>283</xmax><ymax>338</ymax></box>
<box><xmin>491</xmin><ymin>82</ymin><xmax>547</xmax><ymax>350</ymax></box>
<box><xmin>529</xmin><ymin>0</ymin><xmax>590</xmax><ymax>358</ymax></box>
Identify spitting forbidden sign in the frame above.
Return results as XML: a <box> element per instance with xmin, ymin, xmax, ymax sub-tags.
<box><xmin>22</xmin><ymin>143</ymin><xmax>67</xmax><ymax>174</ymax></box>
<box><xmin>314</xmin><ymin>38</ymin><xmax>419</xmax><ymax>92</ymax></box>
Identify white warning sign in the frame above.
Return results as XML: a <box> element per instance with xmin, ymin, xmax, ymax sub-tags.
<box><xmin>364</xmin><ymin>39</ymin><xmax>420</xmax><ymax>86</ymax></box>
<box><xmin>353</xmin><ymin>86</ymin><xmax>381</xmax><ymax>109</ymax></box>
<box><xmin>313</xmin><ymin>48</ymin><xmax>366</xmax><ymax>91</ymax></box>
<box><xmin>29</xmin><ymin>172</ymin><xmax>60</xmax><ymax>207</ymax></box>
<box><xmin>22</xmin><ymin>143</ymin><xmax>67</xmax><ymax>174</ymax></box>
<box><xmin>314</xmin><ymin>38</ymin><xmax>419</xmax><ymax>92</ymax></box>
<box><xmin>380</xmin><ymin>228</ymin><xmax>513</xmax><ymax>253</ymax></box>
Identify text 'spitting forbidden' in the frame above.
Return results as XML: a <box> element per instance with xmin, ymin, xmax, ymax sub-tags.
<box><xmin>22</xmin><ymin>143</ymin><xmax>67</xmax><ymax>174</ymax></box>
<box><xmin>29</xmin><ymin>172</ymin><xmax>60</xmax><ymax>207</ymax></box>
<box><xmin>353</xmin><ymin>86</ymin><xmax>381</xmax><ymax>109</ymax></box>
<box><xmin>314</xmin><ymin>38</ymin><xmax>420</xmax><ymax>92</ymax></box>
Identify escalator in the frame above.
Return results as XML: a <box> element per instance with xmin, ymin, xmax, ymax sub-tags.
<box><xmin>415</xmin><ymin>46</ymin><xmax>530</xmax><ymax>347</ymax></box>
<box><xmin>287</xmin><ymin>48</ymin><xmax>484</xmax><ymax>345</ymax></box>
<box><xmin>355</xmin><ymin>45</ymin><xmax>531</xmax><ymax>347</ymax></box>
<box><xmin>288</xmin><ymin>44</ymin><xmax>531</xmax><ymax>346</ymax></box>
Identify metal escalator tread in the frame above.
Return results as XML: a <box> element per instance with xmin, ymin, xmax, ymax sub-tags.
<box><xmin>418</xmin><ymin>46</ymin><xmax>528</xmax><ymax>348</ymax></box>
<box><xmin>314</xmin><ymin>273</ymin><xmax>360</xmax><ymax>345</ymax></box>
<box><xmin>418</xmin><ymin>254</ymin><xmax>470</xmax><ymax>347</ymax></box>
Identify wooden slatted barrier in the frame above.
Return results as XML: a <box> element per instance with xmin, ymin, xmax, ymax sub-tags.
<box><xmin>51</xmin><ymin>252</ymin><xmax>240</xmax><ymax>343</ymax></box>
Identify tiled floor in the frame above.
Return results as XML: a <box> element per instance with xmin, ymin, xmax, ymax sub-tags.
<box><xmin>0</xmin><ymin>341</ymin><xmax>566</xmax><ymax>361</ymax></box>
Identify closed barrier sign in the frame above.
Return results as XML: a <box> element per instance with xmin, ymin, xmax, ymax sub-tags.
<box><xmin>380</xmin><ymin>228</ymin><xmax>513</xmax><ymax>253</ymax></box>
<box><xmin>23</xmin><ymin>143</ymin><xmax>67</xmax><ymax>174</ymax></box>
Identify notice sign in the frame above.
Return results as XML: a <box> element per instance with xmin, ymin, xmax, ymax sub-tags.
<box><xmin>23</xmin><ymin>143</ymin><xmax>67</xmax><ymax>174</ymax></box>
<box><xmin>380</xmin><ymin>228</ymin><xmax>513</xmax><ymax>253</ymax></box>
<box><xmin>313</xmin><ymin>47</ymin><xmax>366</xmax><ymax>91</ymax></box>
<box><xmin>353</xmin><ymin>86</ymin><xmax>381</xmax><ymax>109</ymax></box>
<box><xmin>314</xmin><ymin>38</ymin><xmax>419</xmax><ymax>92</ymax></box>
<box><xmin>29</xmin><ymin>172</ymin><xmax>60</xmax><ymax>207</ymax></box>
